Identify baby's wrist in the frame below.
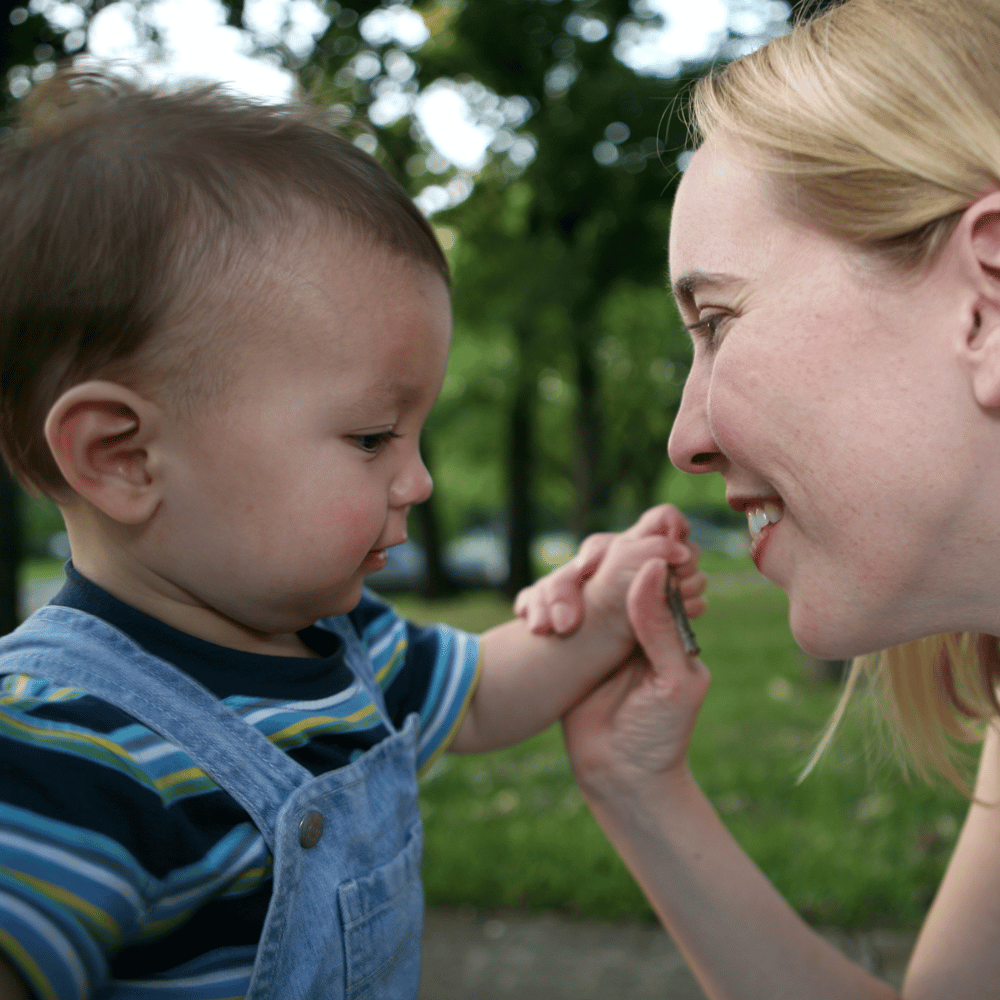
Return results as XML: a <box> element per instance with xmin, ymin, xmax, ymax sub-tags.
<box><xmin>573</xmin><ymin>596</ymin><xmax>635</xmax><ymax>650</ymax></box>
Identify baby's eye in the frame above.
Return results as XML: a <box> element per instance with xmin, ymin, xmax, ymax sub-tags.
<box><xmin>353</xmin><ymin>431</ymin><xmax>400</xmax><ymax>454</ymax></box>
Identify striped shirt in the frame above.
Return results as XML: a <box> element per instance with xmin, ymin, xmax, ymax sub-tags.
<box><xmin>0</xmin><ymin>567</ymin><xmax>481</xmax><ymax>999</ymax></box>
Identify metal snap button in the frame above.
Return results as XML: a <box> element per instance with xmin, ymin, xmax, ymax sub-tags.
<box><xmin>298</xmin><ymin>810</ymin><xmax>325</xmax><ymax>849</ymax></box>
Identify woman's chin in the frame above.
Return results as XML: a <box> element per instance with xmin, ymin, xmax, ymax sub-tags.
<box><xmin>788</xmin><ymin>606</ymin><xmax>870</xmax><ymax>662</ymax></box>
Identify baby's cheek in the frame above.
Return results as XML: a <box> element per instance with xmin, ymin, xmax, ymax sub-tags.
<box><xmin>328</xmin><ymin>493</ymin><xmax>384</xmax><ymax>546</ymax></box>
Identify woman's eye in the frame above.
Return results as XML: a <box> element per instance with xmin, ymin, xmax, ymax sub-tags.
<box><xmin>685</xmin><ymin>313</ymin><xmax>727</xmax><ymax>347</ymax></box>
<box><xmin>354</xmin><ymin>431</ymin><xmax>399</xmax><ymax>454</ymax></box>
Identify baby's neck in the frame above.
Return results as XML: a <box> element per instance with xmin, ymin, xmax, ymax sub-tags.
<box><xmin>61</xmin><ymin>508</ymin><xmax>320</xmax><ymax>658</ymax></box>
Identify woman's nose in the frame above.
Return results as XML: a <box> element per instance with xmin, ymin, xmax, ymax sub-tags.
<box><xmin>668</xmin><ymin>365</ymin><xmax>724</xmax><ymax>474</ymax></box>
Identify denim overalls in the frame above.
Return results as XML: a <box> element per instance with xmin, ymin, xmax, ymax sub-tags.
<box><xmin>0</xmin><ymin>605</ymin><xmax>424</xmax><ymax>1000</ymax></box>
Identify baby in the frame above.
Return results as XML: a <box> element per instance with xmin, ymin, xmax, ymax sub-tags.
<box><xmin>0</xmin><ymin>70</ymin><xmax>702</xmax><ymax>999</ymax></box>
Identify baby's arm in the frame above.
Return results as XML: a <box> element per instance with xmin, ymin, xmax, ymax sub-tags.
<box><xmin>449</xmin><ymin>505</ymin><xmax>705</xmax><ymax>754</ymax></box>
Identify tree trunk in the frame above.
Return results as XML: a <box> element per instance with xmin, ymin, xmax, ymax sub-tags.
<box><xmin>571</xmin><ymin>338</ymin><xmax>606</xmax><ymax>536</ymax></box>
<box><xmin>413</xmin><ymin>435</ymin><xmax>457</xmax><ymax>599</ymax></box>
<box><xmin>505</xmin><ymin>372</ymin><xmax>535</xmax><ymax>598</ymax></box>
<box><xmin>0</xmin><ymin>465</ymin><xmax>21</xmax><ymax>634</ymax></box>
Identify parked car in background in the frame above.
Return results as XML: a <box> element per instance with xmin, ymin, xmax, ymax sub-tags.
<box><xmin>683</xmin><ymin>511</ymin><xmax>750</xmax><ymax>559</ymax></box>
<box><xmin>531</xmin><ymin>532</ymin><xmax>577</xmax><ymax>574</ymax></box>
<box><xmin>443</xmin><ymin>529</ymin><xmax>508</xmax><ymax>587</ymax></box>
<box><xmin>365</xmin><ymin>539</ymin><xmax>427</xmax><ymax>593</ymax></box>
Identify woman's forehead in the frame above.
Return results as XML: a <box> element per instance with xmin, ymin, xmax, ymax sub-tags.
<box><xmin>668</xmin><ymin>143</ymin><xmax>808</xmax><ymax>291</ymax></box>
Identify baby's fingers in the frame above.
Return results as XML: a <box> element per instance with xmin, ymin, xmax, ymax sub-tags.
<box><xmin>676</xmin><ymin>568</ymin><xmax>709</xmax><ymax>619</ymax></box>
<box><xmin>625</xmin><ymin>504</ymin><xmax>691</xmax><ymax>545</ymax></box>
<box><xmin>514</xmin><ymin>535</ymin><xmax>613</xmax><ymax>635</ymax></box>
<box><xmin>515</xmin><ymin>580</ymin><xmax>569</xmax><ymax>633</ymax></box>
<box><xmin>543</xmin><ymin>533</ymin><xmax>616</xmax><ymax>634</ymax></box>
<box><xmin>573</xmin><ymin>533</ymin><xmax>615</xmax><ymax>581</ymax></box>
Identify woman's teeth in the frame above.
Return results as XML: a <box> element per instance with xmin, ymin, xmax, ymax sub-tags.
<box><xmin>747</xmin><ymin>501</ymin><xmax>783</xmax><ymax>540</ymax></box>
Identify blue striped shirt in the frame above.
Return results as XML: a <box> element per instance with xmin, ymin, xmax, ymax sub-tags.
<box><xmin>0</xmin><ymin>567</ymin><xmax>481</xmax><ymax>999</ymax></box>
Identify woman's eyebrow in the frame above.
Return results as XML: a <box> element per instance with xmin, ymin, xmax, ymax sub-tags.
<box><xmin>672</xmin><ymin>271</ymin><xmax>744</xmax><ymax>312</ymax></box>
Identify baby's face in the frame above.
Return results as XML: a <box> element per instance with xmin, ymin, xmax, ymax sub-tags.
<box><xmin>149</xmin><ymin>235</ymin><xmax>451</xmax><ymax>640</ymax></box>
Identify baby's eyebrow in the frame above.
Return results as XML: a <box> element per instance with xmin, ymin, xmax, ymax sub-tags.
<box><xmin>672</xmin><ymin>271</ymin><xmax>744</xmax><ymax>312</ymax></box>
<box><xmin>366</xmin><ymin>381</ymin><xmax>424</xmax><ymax>408</ymax></box>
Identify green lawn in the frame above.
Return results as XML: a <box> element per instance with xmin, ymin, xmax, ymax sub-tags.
<box><xmin>19</xmin><ymin>558</ymin><xmax>65</xmax><ymax>583</ymax></box>
<box><xmin>393</xmin><ymin>580</ymin><xmax>970</xmax><ymax>930</ymax></box>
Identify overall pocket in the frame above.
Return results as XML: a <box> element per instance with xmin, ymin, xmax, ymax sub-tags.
<box><xmin>337</xmin><ymin>821</ymin><xmax>424</xmax><ymax>1000</ymax></box>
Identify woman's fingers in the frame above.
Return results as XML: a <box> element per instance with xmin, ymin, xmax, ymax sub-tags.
<box><xmin>626</xmin><ymin>559</ymin><xmax>692</xmax><ymax>668</ymax></box>
<box><xmin>677</xmin><ymin>568</ymin><xmax>709</xmax><ymax>619</ymax></box>
<box><xmin>627</xmin><ymin>558</ymin><xmax>711</xmax><ymax>686</ymax></box>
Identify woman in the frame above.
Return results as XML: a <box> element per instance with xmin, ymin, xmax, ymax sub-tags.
<box><xmin>530</xmin><ymin>0</ymin><xmax>1000</xmax><ymax>996</ymax></box>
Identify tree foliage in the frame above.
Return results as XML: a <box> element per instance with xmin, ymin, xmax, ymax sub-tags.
<box><xmin>0</xmin><ymin>0</ymin><xmax>822</xmax><ymax>603</ymax></box>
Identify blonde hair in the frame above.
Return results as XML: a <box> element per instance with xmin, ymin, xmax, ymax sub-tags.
<box><xmin>690</xmin><ymin>0</ymin><xmax>1000</xmax><ymax>793</ymax></box>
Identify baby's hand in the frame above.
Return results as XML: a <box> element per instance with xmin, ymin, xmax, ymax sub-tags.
<box><xmin>514</xmin><ymin>505</ymin><xmax>707</xmax><ymax>637</ymax></box>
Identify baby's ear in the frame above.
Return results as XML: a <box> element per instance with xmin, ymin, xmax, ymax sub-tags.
<box><xmin>44</xmin><ymin>382</ymin><xmax>163</xmax><ymax>524</ymax></box>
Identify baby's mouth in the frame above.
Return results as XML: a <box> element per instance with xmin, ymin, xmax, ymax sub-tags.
<box><xmin>746</xmin><ymin>500</ymin><xmax>784</xmax><ymax>541</ymax></box>
<box><xmin>364</xmin><ymin>548</ymin><xmax>389</xmax><ymax>569</ymax></box>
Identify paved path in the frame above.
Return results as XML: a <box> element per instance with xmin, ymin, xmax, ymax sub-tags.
<box><xmin>421</xmin><ymin>908</ymin><xmax>917</xmax><ymax>999</ymax></box>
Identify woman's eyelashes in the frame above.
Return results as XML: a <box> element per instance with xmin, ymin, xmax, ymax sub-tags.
<box><xmin>685</xmin><ymin>312</ymin><xmax>728</xmax><ymax>348</ymax></box>
<box><xmin>352</xmin><ymin>430</ymin><xmax>400</xmax><ymax>454</ymax></box>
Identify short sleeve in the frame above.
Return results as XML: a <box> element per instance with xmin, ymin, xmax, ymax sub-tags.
<box><xmin>349</xmin><ymin>590</ymin><xmax>481</xmax><ymax>773</ymax></box>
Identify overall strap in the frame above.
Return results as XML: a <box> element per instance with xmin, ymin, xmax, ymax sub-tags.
<box><xmin>318</xmin><ymin>614</ymin><xmax>397</xmax><ymax>734</ymax></box>
<box><xmin>0</xmin><ymin>606</ymin><xmax>314</xmax><ymax>851</ymax></box>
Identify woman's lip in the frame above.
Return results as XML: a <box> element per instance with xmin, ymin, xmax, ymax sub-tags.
<box><xmin>750</xmin><ymin>520</ymin><xmax>777</xmax><ymax>568</ymax></box>
<box><xmin>728</xmin><ymin>494</ymin><xmax>784</xmax><ymax>514</ymax></box>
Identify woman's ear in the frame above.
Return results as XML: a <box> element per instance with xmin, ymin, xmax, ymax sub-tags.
<box><xmin>44</xmin><ymin>382</ymin><xmax>163</xmax><ymax>524</ymax></box>
<box><xmin>957</xmin><ymin>193</ymin><xmax>1000</xmax><ymax>407</ymax></box>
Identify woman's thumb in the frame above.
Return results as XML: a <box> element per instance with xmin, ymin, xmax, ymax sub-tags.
<box><xmin>626</xmin><ymin>558</ymin><xmax>692</xmax><ymax>669</ymax></box>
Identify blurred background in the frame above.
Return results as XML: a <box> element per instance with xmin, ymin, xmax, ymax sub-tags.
<box><xmin>0</xmin><ymin>2</ymin><xmax>976</xmax><ymax>950</ymax></box>
<box><xmin>0</xmin><ymin>0</ymin><xmax>826</xmax><ymax>622</ymax></box>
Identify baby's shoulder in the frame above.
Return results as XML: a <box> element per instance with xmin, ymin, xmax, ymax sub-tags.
<box><xmin>0</xmin><ymin>673</ymin><xmax>250</xmax><ymax>856</ymax></box>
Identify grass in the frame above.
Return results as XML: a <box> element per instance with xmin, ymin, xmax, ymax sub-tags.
<box><xmin>19</xmin><ymin>558</ymin><xmax>65</xmax><ymax>583</ymax></box>
<box><xmin>393</xmin><ymin>580</ymin><xmax>971</xmax><ymax>930</ymax></box>
<box><xmin>22</xmin><ymin>557</ymin><xmax>968</xmax><ymax>928</ymax></box>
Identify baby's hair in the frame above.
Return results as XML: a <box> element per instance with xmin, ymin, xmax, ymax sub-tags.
<box><xmin>0</xmin><ymin>67</ymin><xmax>449</xmax><ymax>495</ymax></box>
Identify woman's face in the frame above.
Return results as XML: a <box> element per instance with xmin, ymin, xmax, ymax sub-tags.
<box><xmin>667</xmin><ymin>142</ymin><xmax>990</xmax><ymax>658</ymax></box>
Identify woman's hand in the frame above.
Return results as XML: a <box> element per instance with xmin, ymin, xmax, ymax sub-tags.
<box><xmin>562</xmin><ymin>557</ymin><xmax>711</xmax><ymax>801</ymax></box>
<box><xmin>513</xmin><ymin>505</ymin><xmax>706</xmax><ymax>636</ymax></box>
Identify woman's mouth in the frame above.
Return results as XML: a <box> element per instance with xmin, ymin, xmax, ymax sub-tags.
<box><xmin>746</xmin><ymin>500</ymin><xmax>784</xmax><ymax>567</ymax></box>
<box><xmin>746</xmin><ymin>500</ymin><xmax>784</xmax><ymax>541</ymax></box>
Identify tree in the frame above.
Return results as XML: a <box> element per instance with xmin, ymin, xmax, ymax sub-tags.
<box><xmin>377</xmin><ymin>0</ymin><xmax>740</xmax><ymax>586</ymax></box>
<box><xmin>0</xmin><ymin>0</ymin><xmax>819</xmax><ymax>602</ymax></box>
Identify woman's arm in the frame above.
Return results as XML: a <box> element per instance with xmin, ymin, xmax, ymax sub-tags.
<box><xmin>563</xmin><ymin>560</ymin><xmax>899</xmax><ymax>1000</ymax></box>
<box><xmin>583</xmin><ymin>756</ymin><xmax>898</xmax><ymax>1000</ymax></box>
<box><xmin>901</xmin><ymin>724</ymin><xmax>1000</xmax><ymax>998</ymax></box>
